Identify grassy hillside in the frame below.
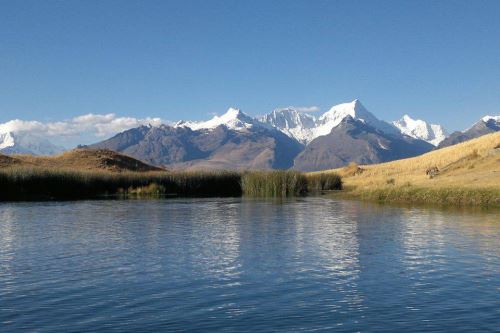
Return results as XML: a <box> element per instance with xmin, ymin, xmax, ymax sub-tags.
<box><xmin>0</xmin><ymin>149</ymin><xmax>163</xmax><ymax>172</ymax></box>
<box><xmin>312</xmin><ymin>132</ymin><xmax>500</xmax><ymax>206</ymax></box>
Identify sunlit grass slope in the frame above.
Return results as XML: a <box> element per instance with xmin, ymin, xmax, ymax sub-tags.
<box><xmin>2</xmin><ymin>149</ymin><xmax>163</xmax><ymax>172</ymax></box>
<box><xmin>311</xmin><ymin>132</ymin><xmax>500</xmax><ymax>206</ymax></box>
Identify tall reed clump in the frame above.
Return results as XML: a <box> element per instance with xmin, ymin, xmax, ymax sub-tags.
<box><xmin>0</xmin><ymin>168</ymin><xmax>242</xmax><ymax>200</ymax></box>
<box><xmin>306</xmin><ymin>173</ymin><xmax>342</xmax><ymax>191</ymax></box>
<box><xmin>241</xmin><ymin>170</ymin><xmax>308</xmax><ymax>197</ymax></box>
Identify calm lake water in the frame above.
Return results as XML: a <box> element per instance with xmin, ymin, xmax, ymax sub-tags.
<box><xmin>0</xmin><ymin>198</ymin><xmax>499</xmax><ymax>332</ymax></box>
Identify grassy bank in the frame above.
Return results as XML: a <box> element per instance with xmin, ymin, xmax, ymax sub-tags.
<box><xmin>0</xmin><ymin>168</ymin><xmax>342</xmax><ymax>200</ymax></box>
<box><xmin>341</xmin><ymin>185</ymin><xmax>500</xmax><ymax>207</ymax></box>
<box><xmin>311</xmin><ymin>132</ymin><xmax>500</xmax><ymax>207</ymax></box>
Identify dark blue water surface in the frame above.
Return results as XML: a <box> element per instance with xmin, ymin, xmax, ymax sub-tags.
<box><xmin>0</xmin><ymin>198</ymin><xmax>499</xmax><ymax>332</ymax></box>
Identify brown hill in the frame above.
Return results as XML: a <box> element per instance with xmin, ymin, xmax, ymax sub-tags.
<box><xmin>0</xmin><ymin>154</ymin><xmax>22</xmax><ymax>168</ymax></box>
<box><xmin>0</xmin><ymin>149</ymin><xmax>163</xmax><ymax>172</ymax></box>
<box><xmin>314</xmin><ymin>132</ymin><xmax>500</xmax><ymax>190</ymax></box>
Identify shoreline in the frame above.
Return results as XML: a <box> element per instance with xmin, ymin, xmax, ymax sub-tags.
<box><xmin>331</xmin><ymin>186</ymin><xmax>500</xmax><ymax>208</ymax></box>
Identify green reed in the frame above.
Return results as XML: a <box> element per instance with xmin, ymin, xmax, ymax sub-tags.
<box><xmin>305</xmin><ymin>173</ymin><xmax>343</xmax><ymax>191</ymax></box>
<box><xmin>0</xmin><ymin>168</ymin><xmax>241</xmax><ymax>200</ymax></box>
<box><xmin>0</xmin><ymin>168</ymin><xmax>343</xmax><ymax>200</ymax></box>
<box><xmin>241</xmin><ymin>170</ymin><xmax>308</xmax><ymax>197</ymax></box>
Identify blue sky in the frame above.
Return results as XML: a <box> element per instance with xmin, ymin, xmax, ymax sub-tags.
<box><xmin>1</xmin><ymin>0</ymin><xmax>499</xmax><ymax>132</ymax></box>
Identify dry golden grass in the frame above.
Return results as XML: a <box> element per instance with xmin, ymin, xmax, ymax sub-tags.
<box><xmin>0</xmin><ymin>154</ymin><xmax>22</xmax><ymax>168</ymax></box>
<box><xmin>0</xmin><ymin>149</ymin><xmax>163</xmax><ymax>172</ymax></box>
<box><xmin>311</xmin><ymin>132</ymin><xmax>500</xmax><ymax>206</ymax></box>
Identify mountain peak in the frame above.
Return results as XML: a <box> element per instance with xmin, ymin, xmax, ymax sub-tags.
<box><xmin>351</xmin><ymin>98</ymin><xmax>362</xmax><ymax>107</ymax></box>
<box><xmin>315</xmin><ymin>99</ymin><xmax>398</xmax><ymax>137</ymax></box>
<box><xmin>219</xmin><ymin>107</ymin><xmax>247</xmax><ymax>121</ymax></box>
<box><xmin>0</xmin><ymin>132</ymin><xmax>15</xmax><ymax>150</ymax></box>
<box><xmin>175</xmin><ymin>107</ymin><xmax>257</xmax><ymax>131</ymax></box>
<box><xmin>482</xmin><ymin>115</ymin><xmax>500</xmax><ymax>123</ymax></box>
<box><xmin>0</xmin><ymin>131</ymin><xmax>64</xmax><ymax>155</ymax></box>
<box><xmin>223</xmin><ymin>107</ymin><xmax>241</xmax><ymax>116</ymax></box>
<box><xmin>401</xmin><ymin>114</ymin><xmax>413</xmax><ymax>122</ymax></box>
<box><xmin>392</xmin><ymin>114</ymin><xmax>447</xmax><ymax>146</ymax></box>
<box><xmin>260</xmin><ymin>99</ymin><xmax>401</xmax><ymax>144</ymax></box>
<box><xmin>260</xmin><ymin>108</ymin><xmax>317</xmax><ymax>144</ymax></box>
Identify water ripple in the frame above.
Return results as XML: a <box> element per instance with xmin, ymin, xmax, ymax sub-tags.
<box><xmin>0</xmin><ymin>198</ymin><xmax>498</xmax><ymax>332</ymax></box>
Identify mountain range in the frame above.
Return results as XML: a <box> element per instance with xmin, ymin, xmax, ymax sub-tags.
<box><xmin>438</xmin><ymin>116</ymin><xmax>500</xmax><ymax>148</ymax></box>
<box><xmin>2</xmin><ymin>100</ymin><xmax>498</xmax><ymax>171</ymax></box>
<box><xmin>85</xmin><ymin>100</ymin><xmax>437</xmax><ymax>171</ymax></box>
<box><xmin>0</xmin><ymin>132</ymin><xmax>64</xmax><ymax>155</ymax></box>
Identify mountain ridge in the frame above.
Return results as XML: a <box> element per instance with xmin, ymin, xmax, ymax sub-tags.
<box><xmin>2</xmin><ymin>99</ymin><xmax>498</xmax><ymax>173</ymax></box>
<box><xmin>392</xmin><ymin>114</ymin><xmax>447</xmax><ymax>146</ymax></box>
<box><xmin>438</xmin><ymin>116</ymin><xmax>500</xmax><ymax>148</ymax></box>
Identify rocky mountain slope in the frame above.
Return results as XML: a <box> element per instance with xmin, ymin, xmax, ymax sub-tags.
<box><xmin>8</xmin><ymin>99</ymin><xmax>497</xmax><ymax>172</ymax></box>
<box><xmin>88</xmin><ymin>109</ymin><xmax>303</xmax><ymax>170</ymax></box>
<box><xmin>259</xmin><ymin>100</ymin><xmax>400</xmax><ymax>144</ymax></box>
<box><xmin>293</xmin><ymin>116</ymin><xmax>434</xmax><ymax>171</ymax></box>
<box><xmin>87</xmin><ymin>101</ymin><xmax>441</xmax><ymax>170</ymax></box>
<box><xmin>392</xmin><ymin>115</ymin><xmax>447</xmax><ymax>146</ymax></box>
<box><xmin>438</xmin><ymin>116</ymin><xmax>500</xmax><ymax>148</ymax></box>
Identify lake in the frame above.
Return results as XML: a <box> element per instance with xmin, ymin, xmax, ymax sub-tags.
<box><xmin>0</xmin><ymin>198</ymin><xmax>498</xmax><ymax>332</ymax></box>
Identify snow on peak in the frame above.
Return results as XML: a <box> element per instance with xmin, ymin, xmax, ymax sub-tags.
<box><xmin>315</xmin><ymin>99</ymin><xmax>398</xmax><ymax>138</ymax></box>
<box><xmin>260</xmin><ymin>99</ymin><xmax>399</xmax><ymax>144</ymax></box>
<box><xmin>0</xmin><ymin>132</ymin><xmax>15</xmax><ymax>150</ymax></box>
<box><xmin>0</xmin><ymin>131</ymin><xmax>64</xmax><ymax>155</ymax></box>
<box><xmin>259</xmin><ymin>108</ymin><xmax>317</xmax><ymax>144</ymax></box>
<box><xmin>392</xmin><ymin>114</ymin><xmax>447</xmax><ymax>146</ymax></box>
<box><xmin>482</xmin><ymin>115</ymin><xmax>500</xmax><ymax>123</ymax></box>
<box><xmin>175</xmin><ymin>108</ymin><xmax>258</xmax><ymax>131</ymax></box>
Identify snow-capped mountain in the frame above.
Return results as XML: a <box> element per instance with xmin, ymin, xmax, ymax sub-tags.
<box><xmin>260</xmin><ymin>99</ymin><xmax>400</xmax><ymax>144</ymax></box>
<box><xmin>293</xmin><ymin>116</ymin><xmax>433</xmax><ymax>171</ymax></box>
<box><xmin>438</xmin><ymin>115</ymin><xmax>499</xmax><ymax>148</ymax></box>
<box><xmin>481</xmin><ymin>115</ymin><xmax>500</xmax><ymax>124</ymax></box>
<box><xmin>0</xmin><ymin>132</ymin><xmax>15</xmax><ymax>150</ymax></box>
<box><xmin>85</xmin><ymin>99</ymin><xmax>441</xmax><ymax>170</ymax></box>
<box><xmin>259</xmin><ymin>108</ymin><xmax>317</xmax><ymax>144</ymax></box>
<box><xmin>176</xmin><ymin>99</ymin><xmax>442</xmax><ymax>147</ymax></box>
<box><xmin>0</xmin><ymin>131</ymin><xmax>64</xmax><ymax>155</ymax></box>
<box><xmin>392</xmin><ymin>114</ymin><xmax>448</xmax><ymax>146</ymax></box>
<box><xmin>315</xmin><ymin>99</ymin><xmax>400</xmax><ymax>138</ymax></box>
<box><xmin>175</xmin><ymin>107</ymin><xmax>263</xmax><ymax>131</ymax></box>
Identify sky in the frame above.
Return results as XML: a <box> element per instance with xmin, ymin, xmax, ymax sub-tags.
<box><xmin>0</xmin><ymin>0</ymin><xmax>499</xmax><ymax>146</ymax></box>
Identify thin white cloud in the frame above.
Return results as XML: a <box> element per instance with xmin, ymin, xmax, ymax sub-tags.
<box><xmin>0</xmin><ymin>113</ymin><xmax>167</xmax><ymax>147</ymax></box>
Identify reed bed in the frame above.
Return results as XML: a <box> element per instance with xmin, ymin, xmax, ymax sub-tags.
<box><xmin>0</xmin><ymin>168</ymin><xmax>342</xmax><ymax>200</ymax></box>
<box><xmin>306</xmin><ymin>173</ymin><xmax>342</xmax><ymax>191</ymax></box>
<box><xmin>0</xmin><ymin>168</ymin><xmax>241</xmax><ymax>200</ymax></box>
<box><xmin>241</xmin><ymin>170</ymin><xmax>309</xmax><ymax>197</ymax></box>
